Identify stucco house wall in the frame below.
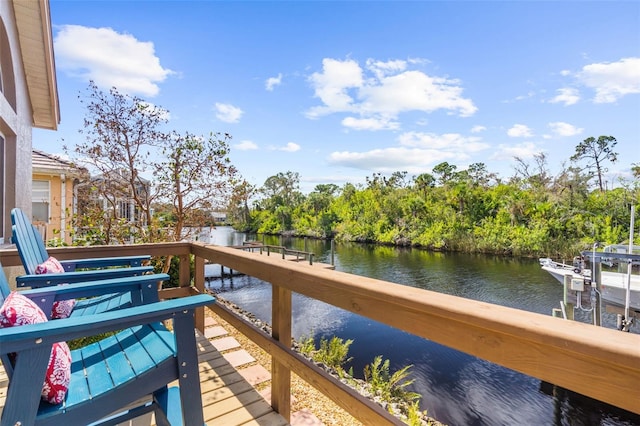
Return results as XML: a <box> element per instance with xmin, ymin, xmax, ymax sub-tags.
<box><xmin>0</xmin><ymin>0</ymin><xmax>59</xmax><ymax>245</ymax></box>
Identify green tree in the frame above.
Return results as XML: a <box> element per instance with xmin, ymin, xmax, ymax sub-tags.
<box><xmin>228</xmin><ymin>179</ymin><xmax>257</xmax><ymax>230</ymax></box>
<box><xmin>258</xmin><ymin>171</ymin><xmax>303</xmax><ymax>232</ymax></box>
<box><xmin>570</xmin><ymin>135</ymin><xmax>618</xmax><ymax>192</ymax></box>
<box><xmin>413</xmin><ymin>173</ymin><xmax>435</xmax><ymax>197</ymax></box>
<box><xmin>432</xmin><ymin>162</ymin><xmax>457</xmax><ymax>186</ymax></box>
<box><xmin>153</xmin><ymin>131</ymin><xmax>237</xmax><ymax>248</ymax></box>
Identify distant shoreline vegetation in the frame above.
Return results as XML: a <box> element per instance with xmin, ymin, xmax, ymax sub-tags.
<box><xmin>229</xmin><ymin>157</ymin><xmax>639</xmax><ymax>260</ymax></box>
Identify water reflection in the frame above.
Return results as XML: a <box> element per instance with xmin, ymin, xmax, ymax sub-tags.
<box><xmin>204</xmin><ymin>227</ymin><xmax>640</xmax><ymax>425</ymax></box>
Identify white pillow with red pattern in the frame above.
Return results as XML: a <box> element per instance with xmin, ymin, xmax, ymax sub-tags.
<box><xmin>0</xmin><ymin>291</ymin><xmax>71</xmax><ymax>404</ymax></box>
<box><xmin>35</xmin><ymin>256</ymin><xmax>76</xmax><ymax>319</ymax></box>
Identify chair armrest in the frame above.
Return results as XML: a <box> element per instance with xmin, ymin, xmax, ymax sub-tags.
<box><xmin>0</xmin><ymin>294</ymin><xmax>215</xmax><ymax>354</ymax></box>
<box><xmin>17</xmin><ymin>274</ymin><xmax>169</xmax><ymax>313</ymax></box>
<box><xmin>60</xmin><ymin>255</ymin><xmax>151</xmax><ymax>272</ymax></box>
<box><xmin>15</xmin><ymin>266</ymin><xmax>155</xmax><ymax>288</ymax></box>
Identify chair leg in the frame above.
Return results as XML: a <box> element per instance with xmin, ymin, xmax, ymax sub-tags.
<box><xmin>152</xmin><ymin>386</ymin><xmax>174</xmax><ymax>426</ymax></box>
<box><xmin>173</xmin><ymin>312</ymin><xmax>205</xmax><ymax>425</ymax></box>
<box><xmin>1</xmin><ymin>346</ymin><xmax>51</xmax><ymax>426</ymax></box>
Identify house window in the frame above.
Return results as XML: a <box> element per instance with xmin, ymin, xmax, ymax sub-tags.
<box><xmin>118</xmin><ymin>200</ymin><xmax>131</xmax><ymax>221</ymax></box>
<box><xmin>32</xmin><ymin>180</ymin><xmax>50</xmax><ymax>223</ymax></box>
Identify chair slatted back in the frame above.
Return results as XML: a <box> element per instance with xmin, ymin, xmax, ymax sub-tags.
<box><xmin>0</xmin><ymin>264</ymin><xmax>11</xmax><ymax>309</ymax></box>
<box><xmin>11</xmin><ymin>208</ymin><xmax>49</xmax><ymax>275</ymax></box>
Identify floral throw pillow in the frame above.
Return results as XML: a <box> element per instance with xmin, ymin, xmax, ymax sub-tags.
<box><xmin>0</xmin><ymin>291</ymin><xmax>71</xmax><ymax>404</ymax></box>
<box><xmin>35</xmin><ymin>256</ymin><xmax>66</xmax><ymax>274</ymax></box>
<box><xmin>35</xmin><ymin>256</ymin><xmax>76</xmax><ymax>319</ymax></box>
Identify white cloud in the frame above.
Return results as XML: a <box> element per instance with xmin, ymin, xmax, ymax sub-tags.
<box><xmin>328</xmin><ymin>131</ymin><xmax>490</xmax><ymax>173</ymax></box>
<box><xmin>359</xmin><ymin>71</ymin><xmax>477</xmax><ymax>117</ymax></box>
<box><xmin>578</xmin><ymin>57</ymin><xmax>640</xmax><ymax>103</ymax></box>
<box><xmin>265</xmin><ymin>73</ymin><xmax>283</xmax><ymax>91</ymax></box>
<box><xmin>235</xmin><ymin>140</ymin><xmax>258</xmax><ymax>151</ymax></box>
<box><xmin>471</xmin><ymin>125</ymin><xmax>486</xmax><ymax>133</ymax></box>
<box><xmin>215</xmin><ymin>103</ymin><xmax>243</xmax><ymax>123</ymax></box>
<box><xmin>54</xmin><ymin>25</ymin><xmax>173</xmax><ymax>97</ymax></box>
<box><xmin>365</xmin><ymin>59</ymin><xmax>408</xmax><ymax>79</ymax></box>
<box><xmin>328</xmin><ymin>147</ymin><xmax>457</xmax><ymax>173</ymax></box>
<box><xmin>342</xmin><ymin>116</ymin><xmax>400</xmax><ymax>131</ymax></box>
<box><xmin>306</xmin><ymin>57</ymin><xmax>477</xmax><ymax>127</ymax></box>
<box><xmin>507</xmin><ymin>124</ymin><xmax>533</xmax><ymax>138</ymax></box>
<box><xmin>398</xmin><ymin>132</ymin><xmax>489</xmax><ymax>152</ymax></box>
<box><xmin>491</xmin><ymin>142</ymin><xmax>542</xmax><ymax>161</ymax></box>
<box><xmin>270</xmin><ymin>142</ymin><xmax>301</xmax><ymax>152</ymax></box>
<box><xmin>548</xmin><ymin>121</ymin><xmax>583</xmax><ymax>137</ymax></box>
<box><xmin>549</xmin><ymin>87</ymin><xmax>580</xmax><ymax>106</ymax></box>
<box><xmin>515</xmin><ymin>91</ymin><xmax>535</xmax><ymax>101</ymax></box>
<box><xmin>307</xmin><ymin>58</ymin><xmax>363</xmax><ymax>117</ymax></box>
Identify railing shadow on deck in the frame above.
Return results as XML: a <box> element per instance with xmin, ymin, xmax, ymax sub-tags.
<box><xmin>1</xmin><ymin>241</ymin><xmax>638</xmax><ymax>424</ymax></box>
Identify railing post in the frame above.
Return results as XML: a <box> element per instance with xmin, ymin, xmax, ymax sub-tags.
<box><xmin>331</xmin><ymin>239</ymin><xmax>335</xmax><ymax>266</ymax></box>
<box><xmin>179</xmin><ymin>254</ymin><xmax>191</xmax><ymax>289</ymax></box>
<box><xmin>194</xmin><ymin>254</ymin><xmax>205</xmax><ymax>333</ymax></box>
<box><xmin>271</xmin><ymin>283</ymin><xmax>292</xmax><ymax>420</ymax></box>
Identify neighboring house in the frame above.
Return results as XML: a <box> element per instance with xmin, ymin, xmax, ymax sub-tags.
<box><xmin>0</xmin><ymin>0</ymin><xmax>59</xmax><ymax>245</ymax></box>
<box><xmin>211</xmin><ymin>211</ymin><xmax>228</xmax><ymax>224</ymax></box>
<box><xmin>87</xmin><ymin>170</ymin><xmax>151</xmax><ymax>227</ymax></box>
<box><xmin>32</xmin><ymin>149</ymin><xmax>86</xmax><ymax>244</ymax></box>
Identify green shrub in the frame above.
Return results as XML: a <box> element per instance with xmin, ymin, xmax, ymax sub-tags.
<box><xmin>364</xmin><ymin>355</ymin><xmax>420</xmax><ymax>404</ymax></box>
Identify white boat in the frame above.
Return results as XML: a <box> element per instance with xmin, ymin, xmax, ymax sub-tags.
<box><xmin>541</xmin><ymin>207</ymin><xmax>640</xmax><ymax>331</ymax></box>
<box><xmin>539</xmin><ymin>252</ymin><xmax>640</xmax><ymax>312</ymax></box>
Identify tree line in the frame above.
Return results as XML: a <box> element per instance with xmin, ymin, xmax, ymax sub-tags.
<box><xmin>229</xmin><ymin>140</ymin><xmax>639</xmax><ymax>259</ymax></box>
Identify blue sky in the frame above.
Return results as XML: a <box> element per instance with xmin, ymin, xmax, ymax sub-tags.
<box><xmin>34</xmin><ymin>1</ymin><xmax>640</xmax><ymax>193</ymax></box>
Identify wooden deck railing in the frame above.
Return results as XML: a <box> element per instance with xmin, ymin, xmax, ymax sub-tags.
<box><xmin>1</xmin><ymin>241</ymin><xmax>639</xmax><ymax>422</ymax></box>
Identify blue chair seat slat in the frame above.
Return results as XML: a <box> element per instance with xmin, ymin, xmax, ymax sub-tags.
<box><xmin>150</xmin><ymin>321</ymin><xmax>177</xmax><ymax>349</ymax></box>
<box><xmin>80</xmin><ymin>339</ymin><xmax>114</xmax><ymax>399</ymax></box>
<box><xmin>133</xmin><ymin>323</ymin><xmax>175</xmax><ymax>366</ymax></box>
<box><xmin>69</xmin><ymin>293</ymin><xmax>131</xmax><ymax>318</ymax></box>
<box><xmin>115</xmin><ymin>326</ymin><xmax>158</xmax><ymax>373</ymax></box>
<box><xmin>105</xmin><ymin>292</ymin><xmax>130</xmax><ymax>312</ymax></box>
<box><xmin>37</xmin><ymin>348</ymin><xmax>92</xmax><ymax>417</ymax></box>
<box><xmin>60</xmin><ymin>348</ymin><xmax>94</xmax><ymax>408</ymax></box>
<box><xmin>98</xmin><ymin>334</ymin><xmax>136</xmax><ymax>387</ymax></box>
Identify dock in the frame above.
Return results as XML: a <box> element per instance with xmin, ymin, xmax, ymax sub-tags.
<box><xmin>205</xmin><ymin>242</ymin><xmax>334</xmax><ymax>280</ymax></box>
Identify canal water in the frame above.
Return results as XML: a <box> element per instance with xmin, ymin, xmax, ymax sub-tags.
<box><xmin>203</xmin><ymin>227</ymin><xmax>640</xmax><ymax>426</ymax></box>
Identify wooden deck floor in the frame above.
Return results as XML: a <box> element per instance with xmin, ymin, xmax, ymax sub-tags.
<box><xmin>0</xmin><ymin>323</ymin><xmax>300</xmax><ymax>426</ymax></box>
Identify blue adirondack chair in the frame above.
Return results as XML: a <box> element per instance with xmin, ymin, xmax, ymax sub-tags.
<box><xmin>0</xmin><ymin>265</ymin><xmax>214</xmax><ymax>425</ymax></box>
<box><xmin>11</xmin><ymin>208</ymin><xmax>153</xmax><ymax>287</ymax></box>
<box><xmin>0</xmin><ymin>265</ymin><xmax>165</xmax><ymax>321</ymax></box>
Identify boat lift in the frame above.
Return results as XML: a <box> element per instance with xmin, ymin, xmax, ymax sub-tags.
<box><xmin>552</xmin><ymin>206</ymin><xmax>640</xmax><ymax>332</ymax></box>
